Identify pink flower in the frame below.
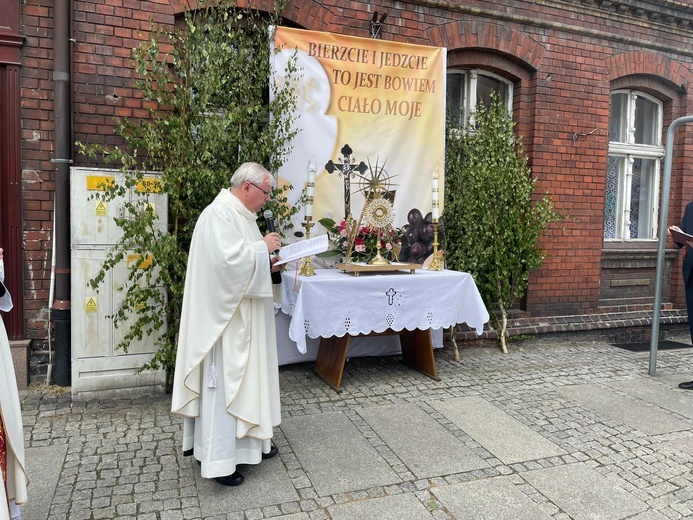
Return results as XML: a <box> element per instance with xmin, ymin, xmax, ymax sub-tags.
<box><xmin>355</xmin><ymin>243</ymin><xmax>366</xmax><ymax>252</ymax></box>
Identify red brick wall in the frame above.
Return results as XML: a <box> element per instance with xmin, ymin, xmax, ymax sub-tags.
<box><xmin>18</xmin><ymin>0</ymin><xmax>693</xmax><ymax>361</ymax></box>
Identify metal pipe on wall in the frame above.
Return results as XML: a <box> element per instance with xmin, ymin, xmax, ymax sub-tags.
<box><xmin>52</xmin><ymin>0</ymin><xmax>72</xmax><ymax>387</ymax></box>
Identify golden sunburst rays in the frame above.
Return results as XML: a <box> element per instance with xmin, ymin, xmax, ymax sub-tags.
<box><xmin>354</xmin><ymin>158</ymin><xmax>398</xmax><ymax>201</ymax></box>
<box><xmin>342</xmin><ymin>156</ymin><xmax>400</xmax><ymax>265</ymax></box>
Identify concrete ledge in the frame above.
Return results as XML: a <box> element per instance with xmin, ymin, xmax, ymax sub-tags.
<box><xmin>10</xmin><ymin>339</ymin><xmax>30</xmax><ymax>390</ymax></box>
<box><xmin>454</xmin><ymin>308</ymin><xmax>689</xmax><ymax>344</ymax></box>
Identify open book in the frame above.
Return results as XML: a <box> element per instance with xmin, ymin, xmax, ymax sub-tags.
<box><xmin>275</xmin><ymin>234</ymin><xmax>329</xmax><ymax>266</ymax></box>
<box><xmin>669</xmin><ymin>227</ymin><xmax>693</xmax><ymax>247</ymax></box>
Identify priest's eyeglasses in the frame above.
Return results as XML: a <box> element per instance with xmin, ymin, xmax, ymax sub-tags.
<box><xmin>248</xmin><ymin>182</ymin><xmax>272</xmax><ymax>197</ymax></box>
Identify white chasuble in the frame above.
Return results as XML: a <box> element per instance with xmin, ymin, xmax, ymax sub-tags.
<box><xmin>0</xmin><ymin>281</ymin><xmax>28</xmax><ymax>520</ymax></box>
<box><xmin>171</xmin><ymin>189</ymin><xmax>280</xmax><ymax>478</ymax></box>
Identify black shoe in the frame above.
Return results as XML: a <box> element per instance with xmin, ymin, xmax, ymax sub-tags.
<box><xmin>215</xmin><ymin>471</ymin><xmax>244</xmax><ymax>487</ymax></box>
<box><xmin>262</xmin><ymin>446</ymin><xmax>278</xmax><ymax>460</ymax></box>
<box><xmin>678</xmin><ymin>380</ymin><xmax>693</xmax><ymax>390</ymax></box>
<box><xmin>183</xmin><ymin>449</ymin><xmax>193</xmax><ymax>457</ymax></box>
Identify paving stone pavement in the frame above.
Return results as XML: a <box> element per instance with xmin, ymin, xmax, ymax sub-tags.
<box><xmin>18</xmin><ymin>334</ymin><xmax>693</xmax><ymax>519</ymax></box>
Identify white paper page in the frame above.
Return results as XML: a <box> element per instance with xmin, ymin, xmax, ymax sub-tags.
<box><xmin>275</xmin><ymin>234</ymin><xmax>329</xmax><ymax>265</ymax></box>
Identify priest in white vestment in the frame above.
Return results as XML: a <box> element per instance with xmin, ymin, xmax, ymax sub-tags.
<box><xmin>0</xmin><ymin>248</ymin><xmax>28</xmax><ymax>520</ymax></box>
<box><xmin>171</xmin><ymin>163</ymin><xmax>283</xmax><ymax>487</ymax></box>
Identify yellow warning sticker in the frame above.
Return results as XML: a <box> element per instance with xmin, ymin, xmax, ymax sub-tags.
<box><xmin>136</xmin><ymin>178</ymin><xmax>162</xmax><ymax>193</ymax></box>
<box><xmin>126</xmin><ymin>253</ymin><xmax>154</xmax><ymax>269</ymax></box>
<box><xmin>86</xmin><ymin>175</ymin><xmax>115</xmax><ymax>191</ymax></box>
<box><xmin>85</xmin><ymin>297</ymin><xmax>98</xmax><ymax>312</ymax></box>
<box><xmin>95</xmin><ymin>201</ymin><xmax>107</xmax><ymax>216</ymax></box>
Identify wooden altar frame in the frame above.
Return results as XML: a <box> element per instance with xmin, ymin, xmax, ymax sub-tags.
<box><xmin>313</xmin><ymin>327</ymin><xmax>438</xmax><ymax>392</ymax></box>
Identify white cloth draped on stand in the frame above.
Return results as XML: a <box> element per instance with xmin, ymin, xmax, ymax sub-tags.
<box><xmin>279</xmin><ymin>268</ymin><xmax>489</xmax><ymax>355</ymax></box>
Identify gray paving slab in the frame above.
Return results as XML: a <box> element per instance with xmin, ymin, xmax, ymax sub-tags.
<box><xmin>557</xmin><ymin>383</ymin><xmax>690</xmax><ymax>435</ymax></box>
<box><xmin>607</xmin><ymin>377</ymin><xmax>693</xmax><ymax>419</ymax></box>
<box><xmin>280</xmin><ymin>411</ymin><xmax>401</xmax><ymax>496</ymax></box>
<box><xmin>431</xmin><ymin>396</ymin><xmax>565</xmax><ymax>464</ymax></box>
<box><xmin>663</xmin><ymin>436</ymin><xmax>693</xmax><ymax>457</ymax></box>
<box><xmin>358</xmin><ymin>403</ymin><xmax>489</xmax><ymax>479</ymax></box>
<box><xmin>194</xmin><ymin>455</ymin><xmax>298</xmax><ymax>515</ymax></box>
<box><xmin>328</xmin><ymin>492</ymin><xmax>434</xmax><ymax>520</ymax></box>
<box><xmin>628</xmin><ymin>511</ymin><xmax>670</xmax><ymax>520</ymax></box>
<box><xmin>522</xmin><ymin>462</ymin><xmax>649</xmax><ymax>520</ymax></box>
<box><xmin>23</xmin><ymin>444</ymin><xmax>68</xmax><ymax>520</ymax></box>
<box><xmin>432</xmin><ymin>475</ymin><xmax>554</xmax><ymax>520</ymax></box>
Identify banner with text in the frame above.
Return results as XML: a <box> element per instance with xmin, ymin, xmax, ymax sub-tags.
<box><xmin>272</xmin><ymin>26</ymin><xmax>446</xmax><ymax>238</ymax></box>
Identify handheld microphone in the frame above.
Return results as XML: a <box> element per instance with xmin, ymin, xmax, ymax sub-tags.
<box><xmin>263</xmin><ymin>209</ymin><xmax>282</xmax><ymax>284</ymax></box>
<box><xmin>263</xmin><ymin>210</ymin><xmax>280</xmax><ymax>254</ymax></box>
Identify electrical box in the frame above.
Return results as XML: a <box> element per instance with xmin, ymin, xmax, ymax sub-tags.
<box><xmin>70</xmin><ymin>167</ymin><xmax>168</xmax><ymax>398</ymax></box>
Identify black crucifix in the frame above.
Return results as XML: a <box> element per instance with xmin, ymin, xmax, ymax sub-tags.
<box><xmin>325</xmin><ymin>144</ymin><xmax>367</xmax><ymax>221</ymax></box>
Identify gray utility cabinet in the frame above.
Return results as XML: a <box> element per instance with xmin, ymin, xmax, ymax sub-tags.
<box><xmin>70</xmin><ymin>167</ymin><xmax>168</xmax><ymax>398</ymax></box>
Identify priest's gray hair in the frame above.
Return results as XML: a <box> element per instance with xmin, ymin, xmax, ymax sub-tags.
<box><xmin>230</xmin><ymin>162</ymin><xmax>272</xmax><ymax>189</ymax></box>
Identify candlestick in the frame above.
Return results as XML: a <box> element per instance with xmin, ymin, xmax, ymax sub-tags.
<box><xmin>427</xmin><ymin>219</ymin><xmax>443</xmax><ymax>271</ymax></box>
<box><xmin>298</xmin><ymin>217</ymin><xmax>316</xmax><ymax>276</ymax></box>
<box><xmin>300</xmin><ymin>162</ymin><xmax>317</xmax><ymax>276</ymax></box>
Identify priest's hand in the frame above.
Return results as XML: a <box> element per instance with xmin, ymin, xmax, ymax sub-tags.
<box><xmin>263</xmin><ymin>233</ymin><xmax>281</xmax><ymax>253</ymax></box>
<box><xmin>270</xmin><ymin>255</ymin><xmax>283</xmax><ymax>273</ymax></box>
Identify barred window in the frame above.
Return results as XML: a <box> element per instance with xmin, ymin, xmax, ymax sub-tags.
<box><xmin>604</xmin><ymin>91</ymin><xmax>663</xmax><ymax>240</ymax></box>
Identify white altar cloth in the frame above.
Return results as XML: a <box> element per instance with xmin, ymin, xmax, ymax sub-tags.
<box><xmin>279</xmin><ymin>268</ymin><xmax>489</xmax><ymax>355</ymax></box>
<box><xmin>275</xmin><ymin>310</ymin><xmax>443</xmax><ymax>365</ymax></box>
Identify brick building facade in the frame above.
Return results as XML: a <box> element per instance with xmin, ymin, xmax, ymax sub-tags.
<box><xmin>2</xmin><ymin>0</ymin><xmax>693</xmax><ymax>382</ymax></box>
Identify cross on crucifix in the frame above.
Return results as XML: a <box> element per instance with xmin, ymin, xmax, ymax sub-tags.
<box><xmin>325</xmin><ymin>144</ymin><xmax>368</xmax><ymax>221</ymax></box>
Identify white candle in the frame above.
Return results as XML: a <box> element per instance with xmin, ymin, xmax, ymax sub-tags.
<box><xmin>305</xmin><ymin>203</ymin><xmax>313</xmax><ymax>218</ymax></box>
<box><xmin>307</xmin><ymin>162</ymin><xmax>316</xmax><ymax>199</ymax></box>
<box><xmin>432</xmin><ymin>170</ymin><xmax>440</xmax><ymax>221</ymax></box>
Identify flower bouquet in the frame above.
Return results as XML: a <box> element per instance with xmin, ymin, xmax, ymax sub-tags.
<box><xmin>318</xmin><ymin>217</ymin><xmax>402</xmax><ymax>264</ymax></box>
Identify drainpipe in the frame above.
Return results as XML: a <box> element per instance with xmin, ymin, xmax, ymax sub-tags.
<box><xmin>52</xmin><ymin>0</ymin><xmax>72</xmax><ymax>386</ymax></box>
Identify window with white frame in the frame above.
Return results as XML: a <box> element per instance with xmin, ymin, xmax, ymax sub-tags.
<box><xmin>446</xmin><ymin>69</ymin><xmax>513</xmax><ymax>128</ymax></box>
<box><xmin>604</xmin><ymin>91</ymin><xmax>663</xmax><ymax>240</ymax></box>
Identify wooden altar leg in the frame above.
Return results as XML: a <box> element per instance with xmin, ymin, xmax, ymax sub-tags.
<box><xmin>399</xmin><ymin>329</ymin><xmax>439</xmax><ymax>381</ymax></box>
<box><xmin>313</xmin><ymin>335</ymin><xmax>351</xmax><ymax>392</ymax></box>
